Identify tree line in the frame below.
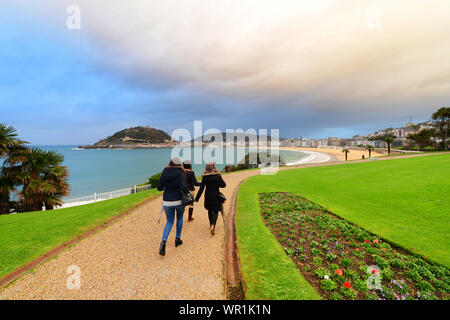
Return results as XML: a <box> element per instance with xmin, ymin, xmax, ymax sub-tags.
<box><xmin>371</xmin><ymin>107</ymin><xmax>449</xmax><ymax>152</ymax></box>
<box><xmin>406</xmin><ymin>107</ymin><xmax>449</xmax><ymax>151</ymax></box>
<box><xmin>0</xmin><ymin>124</ymin><xmax>70</xmax><ymax>215</ymax></box>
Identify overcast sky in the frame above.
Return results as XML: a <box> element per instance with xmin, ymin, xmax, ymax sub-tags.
<box><xmin>1</xmin><ymin>0</ymin><xmax>449</xmax><ymax>144</ymax></box>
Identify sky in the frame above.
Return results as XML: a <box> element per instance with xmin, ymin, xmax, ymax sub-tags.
<box><xmin>1</xmin><ymin>0</ymin><xmax>449</xmax><ymax>145</ymax></box>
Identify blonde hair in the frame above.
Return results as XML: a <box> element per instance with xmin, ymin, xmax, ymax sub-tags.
<box><xmin>203</xmin><ymin>162</ymin><xmax>219</xmax><ymax>175</ymax></box>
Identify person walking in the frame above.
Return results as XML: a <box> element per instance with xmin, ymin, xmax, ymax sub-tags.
<box><xmin>157</xmin><ymin>157</ymin><xmax>188</xmax><ymax>256</ymax></box>
<box><xmin>195</xmin><ymin>162</ymin><xmax>226</xmax><ymax>235</ymax></box>
<box><xmin>183</xmin><ymin>160</ymin><xmax>200</xmax><ymax>222</ymax></box>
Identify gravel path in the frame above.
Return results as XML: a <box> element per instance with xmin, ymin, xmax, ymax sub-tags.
<box><xmin>0</xmin><ymin>170</ymin><xmax>260</xmax><ymax>300</ymax></box>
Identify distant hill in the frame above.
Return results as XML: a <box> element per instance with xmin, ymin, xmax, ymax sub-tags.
<box><xmin>80</xmin><ymin>126</ymin><xmax>172</xmax><ymax>148</ymax></box>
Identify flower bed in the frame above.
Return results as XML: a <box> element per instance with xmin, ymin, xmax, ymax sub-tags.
<box><xmin>259</xmin><ymin>192</ymin><xmax>450</xmax><ymax>300</ymax></box>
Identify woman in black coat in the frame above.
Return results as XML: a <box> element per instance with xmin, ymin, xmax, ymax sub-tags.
<box><xmin>195</xmin><ymin>162</ymin><xmax>226</xmax><ymax>235</ymax></box>
<box><xmin>157</xmin><ymin>158</ymin><xmax>188</xmax><ymax>256</ymax></box>
<box><xmin>183</xmin><ymin>160</ymin><xmax>200</xmax><ymax>222</ymax></box>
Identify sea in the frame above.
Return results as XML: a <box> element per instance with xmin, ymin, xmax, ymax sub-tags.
<box><xmin>30</xmin><ymin>146</ymin><xmax>310</xmax><ymax>199</ymax></box>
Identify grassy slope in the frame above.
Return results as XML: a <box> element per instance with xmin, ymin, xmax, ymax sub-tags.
<box><xmin>236</xmin><ymin>154</ymin><xmax>450</xmax><ymax>299</ymax></box>
<box><xmin>0</xmin><ymin>189</ymin><xmax>160</xmax><ymax>278</ymax></box>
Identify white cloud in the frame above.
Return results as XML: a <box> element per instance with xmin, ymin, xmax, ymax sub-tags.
<box><xmin>5</xmin><ymin>0</ymin><xmax>450</xmax><ymax>134</ymax></box>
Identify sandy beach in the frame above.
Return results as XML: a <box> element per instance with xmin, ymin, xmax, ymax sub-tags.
<box><xmin>281</xmin><ymin>147</ymin><xmax>385</xmax><ymax>162</ymax></box>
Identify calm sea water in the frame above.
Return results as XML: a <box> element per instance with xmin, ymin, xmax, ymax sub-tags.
<box><xmin>34</xmin><ymin>146</ymin><xmax>309</xmax><ymax>199</ymax></box>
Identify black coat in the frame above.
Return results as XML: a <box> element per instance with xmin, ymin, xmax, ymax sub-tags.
<box><xmin>157</xmin><ymin>166</ymin><xmax>188</xmax><ymax>201</ymax></box>
<box><xmin>185</xmin><ymin>170</ymin><xmax>200</xmax><ymax>191</ymax></box>
<box><xmin>195</xmin><ymin>173</ymin><xmax>226</xmax><ymax>211</ymax></box>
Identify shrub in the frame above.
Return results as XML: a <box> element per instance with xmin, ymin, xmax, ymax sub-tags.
<box><xmin>148</xmin><ymin>172</ymin><xmax>162</xmax><ymax>188</ymax></box>
<box><xmin>314</xmin><ymin>267</ymin><xmax>328</xmax><ymax>279</ymax></box>
<box><xmin>354</xmin><ymin>279</ymin><xmax>368</xmax><ymax>293</ymax></box>
<box><xmin>344</xmin><ymin>269</ymin><xmax>359</xmax><ymax>281</ymax></box>
<box><xmin>320</xmin><ymin>279</ymin><xmax>338</xmax><ymax>291</ymax></box>
<box><xmin>285</xmin><ymin>247</ymin><xmax>295</xmax><ymax>257</ymax></box>
<box><xmin>365</xmin><ymin>293</ymin><xmax>378</xmax><ymax>300</ymax></box>
<box><xmin>340</xmin><ymin>258</ymin><xmax>352</xmax><ymax>268</ymax></box>
<box><xmin>417</xmin><ymin>280</ymin><xmax>434</xmax><ymax>292</ymax></box>
<box><xmin>329</xmin><ymin>263</ymin><xmax>340</xmax><ymax>271</ymax></box>
<box><xmin>313</xmin><ymin>257</ymin><xmax>323</xmax><ymax>266</ymax></box>
<box><xmin>389</xmin><ymin>258</ymin><xmax>406</xmax><ymax>269</ymax></box>
<box><xmin>340</xmin><ymin>286</ymin><xmax>357</xmax><ymax>299</ymax></box>
<box><xmin>311</xmin><ymin>248</ymin><xmax>322</xmax><ymax>256</ymax></box>
<box><xmin>433</xmin><ymin>279</ymin><xmax>449</xmax><ymax>293</ymax></box>
<box><xmin>381</xmin><ymin>268</ymin><xmax>394</xmax><ymax>281</ymax></box>
<box><xmin>373</xmin><ymin>255</ymin><xmax>389</xmax><ymax>270</ymax></box>
<box><xmin>359</xmin><ymin>265</ymin><xmax>370</xmax><ymax>279</ymax></box>
<box><xmin>326</xmin><ymin>252</ymin><xmax>337</xmax><ymax>262</ymax></box>
<box><xmin>329</xmin><ymin>292</ymin><xmax>343</xmax><ymax>300</ymax></box>
<box><xmin>406</xmin><ymin>270</ymin><xmax>422</xmax><ymax>282</ymax></box>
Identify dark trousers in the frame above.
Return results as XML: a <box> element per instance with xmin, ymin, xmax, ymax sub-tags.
<box><xmin>208</xmin><ymin>210</ymin><xmax>219</xmax><ymax>226</ymax></box>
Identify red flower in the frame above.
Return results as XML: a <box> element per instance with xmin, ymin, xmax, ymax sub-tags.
<box><xmin>365</xmin><ymin>239</ymin><xmax>369</xmax><ymax>243</ymax></box>
<box><xmin>344</xmin><ymin>282</ymin><xmax>351</xmax><ymax>289</ymax></box>
<box><xmin>373</xmin><ymin>239</ymin><xmax>379</xmax><ymax>244</ymax></box>
<box><xmin>335</xmin><ymin>269</ymin><xmax>343</xmax><ymax>276</ymax></box>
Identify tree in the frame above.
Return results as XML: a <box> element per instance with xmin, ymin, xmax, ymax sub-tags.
<box><xmin>342</xmin><ymin>148</ymin><xmax>350</xmax><ymax>161</ymax></box>
<box><xmin>2</xmin><ymin>147</ymin><xmax>70</xmax><ymax>212</ymax></box>
<box><xmin>431</xmin><ymin>107</ymin><xmax>450</xmax><ymax>151</ymax></box>
<box><xmin>384</xmin><ymin>134</ymin><xmax>395</xmax><ymax>155</ymax></box>
<box><xmin>0</xmin><ymin>123</ymin><xmax>27</xmax><ymax>157</ymax></box>
<box><xmin>407</xmin><ymin>128</ymin><xmax>436</xmax><ymax>150</ymax></box>
<box><xmin>365</xmin><ymin>145</ymin><xmax>374</xmax><ymax>158</ymax></box>
<box><xmin>369</xmin><ymin>131</ymin><xmax>396</xmax><ymax>155</ymax></box>
<box><xmin>0</xmin><ymin>124</ymin><xmax>27</xmax><ymax>214</ymax></box>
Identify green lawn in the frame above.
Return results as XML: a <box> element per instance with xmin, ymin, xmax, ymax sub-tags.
<box><xmin>0</xmin><ymin>189</ymin><xmax>160</xmax><ymax>278</ymax></box>
<box><xmin>236</xmin><ymin>154</ymin><xmax>450</xmax><ymax>299</ymax></box>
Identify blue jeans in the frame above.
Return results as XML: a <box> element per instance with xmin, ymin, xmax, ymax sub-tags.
<box><xmin>162</xmin><ymin>205</ymin><xmax>185</xmax><ymax>241</ymax></box>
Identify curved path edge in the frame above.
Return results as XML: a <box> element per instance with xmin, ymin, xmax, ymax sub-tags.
<box><xmin>228</xmin><ymin>152</ymin><xmax>449</xmax><ymax>299</ymax></box>
<box><xmin>0</xmin><ymin>193</ymin><xmax>162</xmax><ymax>289</ymax></box>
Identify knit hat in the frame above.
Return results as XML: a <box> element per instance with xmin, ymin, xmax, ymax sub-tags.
<box><xmin>171</xmin><ymin>157</ymin><xmax>181</xmax><ymax>165</ymax></box>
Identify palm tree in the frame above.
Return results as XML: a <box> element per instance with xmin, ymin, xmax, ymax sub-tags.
<box><xmin>0</xmin><ymin>124</ymin><xmax>27</xmax><ymax>214</ymax></box>
<box><xmin>0</xmin><ymin>123</ymin><xmax>27</xmax><ymax>157</ymax></box>
<box><xmin>384</xmin><ymin>134</ymin><xmax>395</xmax><ymax>155</ymax></box>
<box><xmin>342</xmin><ymin>148</ymin><xmax>350</xmax><ymax>161</ymax></box>
<box><xmin>2</xmin><ymin>147</ymin><xmax>70</xmax><ymax>212</ymax></box>
<box><xmin>365</xmin><ymin>145</ymin><xmax>374</xmax><ymax>158</ymax></box>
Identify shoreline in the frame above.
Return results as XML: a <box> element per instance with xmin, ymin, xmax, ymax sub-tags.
<box><xmin>281</xmin><ymin>146</ymin><xmax>384</xmax><ymax>161</ymax></box>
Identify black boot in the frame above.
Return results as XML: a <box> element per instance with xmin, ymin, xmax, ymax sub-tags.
<box><xmin>159</xmin><ymin>240</ymin><xmax>166</xmax><ymax>256</ymax></box>
<box><xmin>175</xmin><ymin>238</ymin><xmax>183</xmax><ymax>247</ymax></box>
<box><xmin>188</xmin><ymin>207</ymin><xmax>194</xmax><ymax>221</ymax></box>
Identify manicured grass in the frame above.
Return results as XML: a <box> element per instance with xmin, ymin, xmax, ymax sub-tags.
<box><xmin>236</xmin><ymin>154</ymin><xmax>450</xmax><ymax>299</ymax></box>
<box><xmin>0</xmin><ymin>189</ymin><xmax>160</xmax><ymax>278</ymax></box>
<box><xmin>237</xmin><ymin>186</ymin><xmax>321</xmax><ymax>300</ymax></box>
